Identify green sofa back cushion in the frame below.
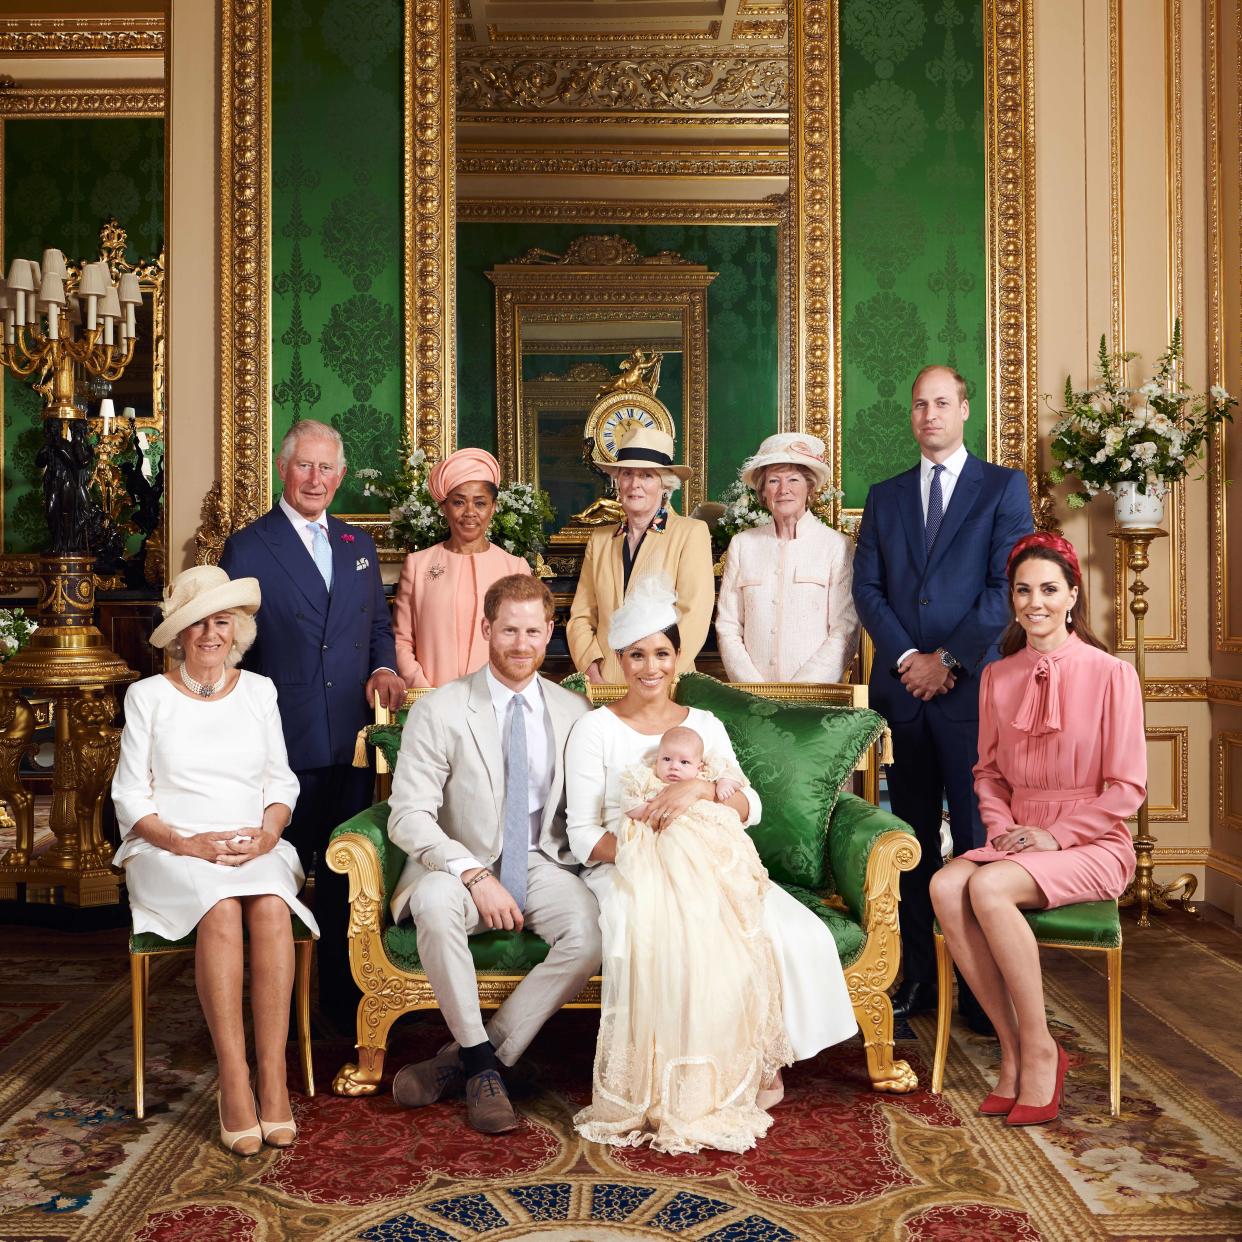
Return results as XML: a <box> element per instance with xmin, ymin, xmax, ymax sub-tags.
<box><xmin>673</xmin><ymin>672</ymin><xmax>885</xmax><ymax>891</ymax></box>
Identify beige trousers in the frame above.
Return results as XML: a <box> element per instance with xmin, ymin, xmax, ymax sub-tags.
<box><xmin>406</xmin><ymin>851</ymin><xmax>602</xmax><ymax>1065</ymax></box>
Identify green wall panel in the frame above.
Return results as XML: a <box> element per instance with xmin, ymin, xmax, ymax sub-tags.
<box><xmin>839</xmin><ymin>0</ymin><xmax>988</xmax><ymax>508</ymax></box>
<box><xmin>271</xmin><ymin>0</ymin><xmax>404</xmax><ymax>515</ymax></box>
<box><xmin>457</xmin><ymin>222</ymin><xmax>779</xmax><ymax>502</ymax></box>
<box><xmin>2</xmin><ymin>116</ymin><xmax>164</xmax><ymax>552</ymax></box>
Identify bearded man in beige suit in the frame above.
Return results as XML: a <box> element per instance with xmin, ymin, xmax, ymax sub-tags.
<box><xmin>387</xmin><ymin>575</ymin><xmax>598</xmax><ymax>1134</ymax></box>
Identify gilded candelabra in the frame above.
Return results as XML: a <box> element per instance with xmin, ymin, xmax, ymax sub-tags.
<box><xmin>0</xmin><ymin>247</ymin><xmax>143</xmax><ymax>907</ymax></box>
<box><xmin>1110</xmin><ymin>526</ymin><xmax>1197</xmax><ymax>927</ymax></box>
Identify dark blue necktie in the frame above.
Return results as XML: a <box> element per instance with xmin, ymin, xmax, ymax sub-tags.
<box><xmin>925</xmin><ymin>464</ymin><xmax>946</xmax><ymax>553</ymax></box>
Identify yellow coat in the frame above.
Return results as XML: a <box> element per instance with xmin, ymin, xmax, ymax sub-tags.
<box><xmin>567</xmin><ymin>510</ymin><xmax>715</xmax><ymax>682</ymax></box>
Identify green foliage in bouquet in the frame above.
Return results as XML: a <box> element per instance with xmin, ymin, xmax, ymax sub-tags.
<box><xmin>0</xmin><ymin>608</ymin><xmax>37</xmax><ymax>661</ymax></box>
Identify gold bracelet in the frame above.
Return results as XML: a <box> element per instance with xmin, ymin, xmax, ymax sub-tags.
<box><xmin>463</xmin><ymin>868</ymin><xmax>492</xmax><ymax>891</ymax></box>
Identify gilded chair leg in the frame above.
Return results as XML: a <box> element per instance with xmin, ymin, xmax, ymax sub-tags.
<box><xmin>294</xmin><ymin>939</ymin><xmax>315</xmax><ymax>1098</ymax></box>
<box><xmin>856</xmin><ymin>988</ymin><xmax>919</xmax><ymax>1094</ymax></box>
<box><xmin>1106</xmin><ymin>946</ymin><xmax>1123</xmax><ymax>1117</ymax></box>
<box><xmin>131</xmin><ymin>954</ymin><xmax>148</xmax><ymax>1120</ymax></box>
<box><xmin>333</xmin><ymin>997</ymin><xmax>408</xmax><ymax>1096</ymax></box>
<box><xmin>931</xmin><ymin>933</ymin><xmax>954</xmax><ymax>1095</ymax></box>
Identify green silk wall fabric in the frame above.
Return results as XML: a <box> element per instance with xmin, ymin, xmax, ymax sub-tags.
<box><xmin>270</xmin><ymin>0</ymin><xmax>404</xmax><ymax>516</ymax></box>
<box><xmin>839</xmin><ymin>0</ymin><xmax>988</xmax><ymax>508</ymax></box>
<box><xmin>1</xmin><ymin>117</ymin><xmax>164</xmax><ymax>552</ymax></box>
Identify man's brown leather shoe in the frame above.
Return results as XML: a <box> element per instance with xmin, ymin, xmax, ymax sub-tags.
<box><xmin>392</xmin><ymin>1046</ymin><xmax>465</xmax><ymax>1108</ymax></box>
<box><xmin>465</xmin><ymin>1069</ymin><xmax>518</xmax><ymax>1134</ymax></box>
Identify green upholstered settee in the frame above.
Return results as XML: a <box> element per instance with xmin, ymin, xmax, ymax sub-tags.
<box><xmin>326</xmin><ymin>674</ymin><xmax>922</xmax><ymax>1098</ymax></box>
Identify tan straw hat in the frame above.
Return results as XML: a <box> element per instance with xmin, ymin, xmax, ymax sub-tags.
<box><xmin>150</xmin><ymin>565</ymin><xmax>261</xmax><ymax>649</ymax></box>
<box><xmin>596</xmin><ymin>426</ymin><xmax>691</xmax><ymax>482</ymax></box>
<box><xmin>740</xmin><ymin>432</ymin><xmax>831</xmax><ymax>493</ymax></box>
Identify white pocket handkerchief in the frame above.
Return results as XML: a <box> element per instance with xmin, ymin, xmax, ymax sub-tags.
<box><xmin>355</xmin><ymin>556</ymin><xmax>370</xmax><ymax>571</ymax></box>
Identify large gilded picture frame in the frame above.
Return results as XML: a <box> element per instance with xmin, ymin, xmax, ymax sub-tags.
<box><xmin>209</xmin><ymin>0</ymin><xmax>1038</xmax><ymax>551</ymax></box>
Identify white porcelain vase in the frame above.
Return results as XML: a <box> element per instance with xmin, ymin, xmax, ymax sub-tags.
<box><xmin>1113</xmin><ymin>480</ymin><xmax>1166</xmax><ymax>529</ymax></box>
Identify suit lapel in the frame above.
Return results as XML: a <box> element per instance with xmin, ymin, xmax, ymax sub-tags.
<box><xmin>606</xmin><ymin>526</ymin><xmax>625</xmax><ymax>604</ymax></box>
<box><xmin>465</xmin><ymin>667</ymin><xmax>504</xmax><ymax>820</ymax></box>
<box><xmin>256</xmin><ymin>506</ymin><xmax>329</xmax><ymax>614</ymax></box>
<box><xmin>926</xmin><ymin>454</ymin><xmax>983</xmax><ymax>575</ymax></box>
<box><xmin>896</xmin><ymin>468</ymin><xmax>928</xmax><ymax>576</ymax></box>
<box><xmin>539</xmin><ymin>678</ymin><xmax>569</xmax><ymax>836</ymax></box>
<box><xmin>325</xmin><ymin>516</ymin><xmax>357</xmax><ymax>628</ymax></box>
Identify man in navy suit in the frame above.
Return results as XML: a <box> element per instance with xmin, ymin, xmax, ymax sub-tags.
<box><xmin>221</xmin><ymin>419</ymin><xmax>406</xmax><ymax>1030</ymax></box>
<box><xmin>853</xmin><ymin>365</ymin><xmax>1033</xmax><ymax>1027</ymax></box>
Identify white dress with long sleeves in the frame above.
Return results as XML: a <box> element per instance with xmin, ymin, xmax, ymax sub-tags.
<box><xmin>111</xmin><ymin>671</ymin><xmax>318</xmax><ymax>941</ymax></box>
<box><xmin>715</xmin><ymin>510</ymin><xmax>860</xmax><ymax>683</ymax></box>
<box><xmin>565</xmin><ymin>705</ymin><xmax>857</xmax><ymax>1061</ymax></box>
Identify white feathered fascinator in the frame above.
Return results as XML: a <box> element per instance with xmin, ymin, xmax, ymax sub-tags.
<box><xmin>606</xmin><ymin>573</ymin><xmax>679</xmax><ymax>653</ymax></box>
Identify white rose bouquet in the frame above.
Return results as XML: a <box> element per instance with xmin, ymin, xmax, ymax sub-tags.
<box><xmin>1048</xmin><ymin>321</ymin><xmax>1235</xmax><ymax>509</ymax></box>
<box><xmin>0</xmin><ymin>607</ymin><xmax>37</xmax><ymax>661</ymax></box>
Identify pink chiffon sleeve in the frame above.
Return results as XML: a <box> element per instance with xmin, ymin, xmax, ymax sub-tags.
<box><xmin>1046</xmin><ymin>659</ymin><xmax>1147</xmax><ymax>850</ymax></box>
<box><xmin>972</xmin><ymin>663</ymin><xmax>1017</xmax><ymax>839</ymax></box>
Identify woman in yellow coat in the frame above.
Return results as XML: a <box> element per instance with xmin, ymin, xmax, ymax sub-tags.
<box><xmin>567</xmin><ymin>427</ymin><xmax>714</xmax><ymax>684</ymax></box>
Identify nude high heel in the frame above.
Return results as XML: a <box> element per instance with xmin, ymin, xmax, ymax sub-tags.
<box><xmin>257</xmin><ymin>1109</ymin><xmax>297</xmax><ymax>1148</ymax></box>
<box><xmin>217</xmin><ymin>1089</ymin><xmax>263</xmax><ymax>1156</ymax></box>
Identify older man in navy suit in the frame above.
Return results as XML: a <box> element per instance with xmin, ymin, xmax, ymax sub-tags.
<box><xmin>853</xmin><ymin>365</ymin><xmax>1033</xmax><ymax>1030</ymax></box>
<box><xmin>221</xmin><ymin>419</ymin><xmax>405</xmax><ymax>1029</ymax></box>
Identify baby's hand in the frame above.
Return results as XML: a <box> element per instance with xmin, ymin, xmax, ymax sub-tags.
<box><xmin>714</xmin><ymin>777</ymin><xmax>741</xmax><ymax>802</ymax></box>
<box><xmin>626</xmin><ymin>800</ymin><xmax>654</xmax><ymax>822</ymax></box>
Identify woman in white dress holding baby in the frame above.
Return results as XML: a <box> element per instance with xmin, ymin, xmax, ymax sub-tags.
<box><xmin>565</xmin><ymin>577</ymin><xmax>857</xmax><ymax>1154</ymax></box>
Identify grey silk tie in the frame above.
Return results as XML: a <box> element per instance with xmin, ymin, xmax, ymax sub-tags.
<box><xmin>499</xmin><ymin>695</ymin><xmax>529</xmax><ymax>911</ymax></box>
<box><xmin>925</xmin><ymin>463</ymin><xmax>946</xmax><ymax>554</ymax></box>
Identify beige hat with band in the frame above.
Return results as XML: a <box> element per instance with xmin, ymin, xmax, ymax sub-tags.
<box><xmin>150</xmin><ymin>565</ymin><xmax>261</xmax><ymax>650</ymax></box>
<box><xmin>595</xmin><ymin>426</ymin><xmax>691</xmax><ymax>482</ymax></box>
<box><xmin>740</xmin><ymin>432</ymin><xmax>831</xmax><ymax>493</ymax></box>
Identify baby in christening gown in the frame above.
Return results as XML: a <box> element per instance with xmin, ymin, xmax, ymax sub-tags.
<box><xmin>573</xmin><ymin>726</ymin><xmax>792</xmax><ymax>1156</ymax></box>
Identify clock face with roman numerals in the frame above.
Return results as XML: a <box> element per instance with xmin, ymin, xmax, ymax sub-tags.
<box><xmin>585</xmin><ymin>390</ymin><xmax>675</xmax><ymax>463</ymax></box>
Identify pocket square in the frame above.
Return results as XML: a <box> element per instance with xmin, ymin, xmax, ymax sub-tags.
<box><xmin>355</xmin><ymin>556</ymin><xmax>370</xmax><ymax>571</ymax></box>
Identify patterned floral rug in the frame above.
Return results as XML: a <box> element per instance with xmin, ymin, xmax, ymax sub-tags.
<box><xmin>1</xmin><ymin>939</ymin><xmax>1240</xmax><ymax>1242</ymax></box>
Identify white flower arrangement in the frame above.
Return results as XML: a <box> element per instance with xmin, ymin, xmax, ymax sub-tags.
<box><xmin>0</xmin><ymin>607</ymin><xmax>37</xmax><ymax>661</ymax></box>
<box><xmin>355</xmin><ymin>441</ymin><xmax>555</xmax><ymax>569</ymax></box>
<box><xmin>1048</xmin><ymin>321</ymin><xmax>1236</xmax><ymax>508</ymax></box>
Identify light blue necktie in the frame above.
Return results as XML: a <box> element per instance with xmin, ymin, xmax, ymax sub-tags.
<box><xmin>499</xmin><ymin>695</ymin><xmax>529</xmax><ymax>911</ymax></box>
<box><xmin>925</xmin><ymin>463</ymin><xmax>945</xmax><ymax>554</ymax></box>
<box><xmin>311</xmin><ymin>522</ymin><xmax>334</xmax><ymax>591</ymax></box>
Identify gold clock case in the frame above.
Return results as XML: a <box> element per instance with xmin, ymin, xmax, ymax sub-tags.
<box><xmin>586</xmin><ymin>388</ymin><xmax>675</xmax><ymax>463</ymax></box>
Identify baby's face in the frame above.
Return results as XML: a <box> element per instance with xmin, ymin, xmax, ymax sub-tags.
<box><xmin>654</xmin><ymin>738</ymin><xmax>703</xmax><ymax>783</ymax></box>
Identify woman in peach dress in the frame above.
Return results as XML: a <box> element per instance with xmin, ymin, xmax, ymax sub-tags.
<box><xmin>931</xmin><ymin>532</ymin><xmax>1145</xmax><ymax>1127</ymax></box>
<box><xmin>391</xmin><ymin>448</ymin><xmax>530</xmax><ymax>687</ymax></box>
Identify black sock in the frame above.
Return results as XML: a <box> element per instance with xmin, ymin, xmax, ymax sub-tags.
<box><xmin>460</xmin><ymin>1040</ymin><xmax>499</xmax><ymax>1078</ymax></box>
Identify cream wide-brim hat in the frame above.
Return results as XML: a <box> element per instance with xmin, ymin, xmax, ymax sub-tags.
<box><xmin>740</xmin><ymin>432</ymin><xmax>832</xmax><ymax>494</ymax></box>
<box><xmin>149</xmin><ymin>565</ymin><xmax>261</xmax><ymax>650</ymax></box>
<box><xmin>596</xmin><ymin>426</ymin><xmax>691</xmax><ymax>482</ymax></box>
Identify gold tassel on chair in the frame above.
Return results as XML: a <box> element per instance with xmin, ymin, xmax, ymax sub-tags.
<box><xmin>353</xmin><ymin>728</ymin><xmax>370</xmax><ymax>769</ymax></box>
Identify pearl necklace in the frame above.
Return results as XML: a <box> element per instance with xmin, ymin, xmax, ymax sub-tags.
<box><xmin>179</xmin><ymin>662</ymin><xmax>227</xmax><ymax>698</ymax></box>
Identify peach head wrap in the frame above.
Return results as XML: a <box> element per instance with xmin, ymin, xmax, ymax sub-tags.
<box><xmin>427</xmin><ymin>447</ymin><xmax>502</xmax><ymax>503</ymax></box>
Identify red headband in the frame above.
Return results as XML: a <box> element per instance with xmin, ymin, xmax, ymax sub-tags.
<box><xmin>1006</xmin><ymin>532</ymin><xmax>1082</xmax><ymax>584</ymax></box>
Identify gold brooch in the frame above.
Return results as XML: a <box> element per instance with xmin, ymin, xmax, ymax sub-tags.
<box><xmin>427</xmin><ymin>563</ymin><xmax>445</xmax><ymax>581</ymax></box>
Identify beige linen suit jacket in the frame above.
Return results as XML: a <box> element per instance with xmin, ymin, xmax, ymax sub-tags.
<box><xmin>388</xmin><ymin>665</ymin><xmax>591</xmax><ymax>922</ymax></box>
<box><xmin>566</xmin><ymin>510</ymin><xmax>714</xmax><ymax>683</ymax></box>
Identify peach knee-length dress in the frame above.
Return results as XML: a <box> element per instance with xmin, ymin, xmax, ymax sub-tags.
<box><xmin>960</xmin><ymin>634</ymin><xmax>1145</xmax><ymax>907</ymax></box>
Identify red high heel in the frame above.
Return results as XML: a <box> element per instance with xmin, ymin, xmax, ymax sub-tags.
<box><xmin>978</xmin><ymin>1091</ymin><xmax>1017</xmax><ymax>1116</ymax></box>
<box><xmin>1005</xmin><ymin>1043</ymin><xmax>1068</xmax><ymax>1127</ymax></box>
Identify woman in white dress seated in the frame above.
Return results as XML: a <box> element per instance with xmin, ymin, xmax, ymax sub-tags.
<box><xmin>565</xmin><ymin>577</ymin><xmax>857</xmax><ymax>1153</ymax></box>
<box><xmin>112</xmin><ymin>566</ymin><xmax>317</xmax><ymax>1157</ymax></box>
<box><xmin>715</xmin><ymin>433</ymin><xmax>860</xmax><ymax>683</ymax></box>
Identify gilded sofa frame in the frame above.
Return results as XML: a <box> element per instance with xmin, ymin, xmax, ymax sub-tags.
<box><xmin>328</xmin><ymin>679</ymin><xmax>919</xmax><ymax>1098</ymax></box>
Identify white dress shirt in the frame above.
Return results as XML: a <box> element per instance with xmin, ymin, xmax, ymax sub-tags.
<box><xmin>898</xmin><ymin>443</ymin><xmax>971</xmax><ymax>669</ymax></box>
<box><xmin>279</xmin><ymin>493</ymin><xmax>329</xmax><ymax>555</ymax></box>
<box><xmin>447</xmin><ymin>667</ymin><xmax>554</xmax><ymax>880</ymax></box>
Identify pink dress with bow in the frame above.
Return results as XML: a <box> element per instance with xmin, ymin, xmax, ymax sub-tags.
<box><xmin>960</xmin><ymin>634</ymin><xmax>1144</xmax><ymax>907</ymax></box>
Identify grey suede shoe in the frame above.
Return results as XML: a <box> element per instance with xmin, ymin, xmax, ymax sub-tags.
<box><xmin>465</xmin><ymin>1069</ymin><xmax>518</xmax><ymax>1134</ymax></box>
<box><xmin>391</xmin><ymin>1045</ymin><xmax>465</xmax><ymax>1108</ymax></box>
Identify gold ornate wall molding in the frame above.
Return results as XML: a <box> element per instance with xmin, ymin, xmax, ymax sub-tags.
<box><xmin>1145</xmin><ymin>678</ymin><xmax>1210</xmax><ymax>701</ymax></box>
<box><xmin>1144</xmin><ymin>725</ymin><xmax>1189</xmax><ymax>822</ymax></box>
<box><xmin>458</xmin><ymin>198</ymin><xmax>786</xmax><ymax>224</ymax></box>
<box><xmin>406</xmin><ymin>0</ymin><xmax>457</xmax><ymax>460</ymax></box>
<box><xmin>1107</xmin><ymin>0</ymin><xmax>1125</xmax><ymax>353</ymax></box>
<box><xmin>458</xmin><ymin>144</ymin><xmax>787</xmax><ymax>177</ymax></box>
<box><xmin>1216</xmin><ymin>730</ymin><xmax>1242</xmax><ymax>833</ymax></box>
<box><xmin>458</xmin><ymin>54</ymin><xmax>788</xmax><ymax>114</ymax></box>
<box><xmin>0</xmin><ymin>86</ymin><xmax>165</xmax><ymax>118</ymax></box>
<box><xmin>0</xmin><ymin>17</ymin><xmax>164</xmax><ymax>57</ymax></box>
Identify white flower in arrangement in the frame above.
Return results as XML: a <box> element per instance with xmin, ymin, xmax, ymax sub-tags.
<box><xmin>408</xmin><ymin>448</ymin><xmax>427</xmax><ymax>467</ymax></box>
<box><xmin>355</xmin><ymin>467</ymin><xmax>382</xmax><ymax>479</ymax></box>
<box><xmin>1091</xmin><ymin>448</ymin><xmax>1109</xmax><ymax>464</ymax></box>
<box><xmin>1138</xmin><ymin>381</ymin><xmax>1162</xmax><ymax>399</ymax></box>
<box><xmin>1211</xmin><ymin>384</ymin><xmax>1232</xmax><ymax>403</ymax></box>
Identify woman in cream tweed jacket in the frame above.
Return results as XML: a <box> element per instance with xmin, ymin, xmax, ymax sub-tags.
<box><xmin>716</xmin><ymin>434</ymin><xmax>859</xmax><ymax>683</ymax></box>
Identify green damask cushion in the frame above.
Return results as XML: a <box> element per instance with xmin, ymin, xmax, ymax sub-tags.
<box><xmin>1024</xmin><ymin>900</ymin><xmax>1121</xmax><ymax>949</ymax></box>
<box><xmin>674</xmin><ymin>672</ymin><xmax>885</xmax><ymax>891</ymax></box>
<box><xmin>131</xmin><ymin>914</ymin><xmax>316</xmax><ymax>955</ymax></box>
<box><xmin>560</xmin><ymin>671</ymin><xmax>588</xmax><ymax>696</ymax></box>
<box><xmin>384</xmin><ymin>925</ymin><xmax>552</xmax><ymax>974</ymax></box>
<box><xmin>369</xmin><ymin>723</ymin><xmax>403</xmax><ymax>771</ymax></box>
<box><xmin>780</xmin><ymin>883</ymin><xmax>866</xmax><ymax>967</ymax></box>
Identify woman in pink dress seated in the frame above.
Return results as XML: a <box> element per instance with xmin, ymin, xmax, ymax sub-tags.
<box><xmin>930</xmin><ymin>532</ymin><xmax>1145</xmax><ymax>1127</ymax></box>
<box><xmin>391</xmin><ymin>447</ymin><xmax>531</xmax><ymax>687</ymax></box>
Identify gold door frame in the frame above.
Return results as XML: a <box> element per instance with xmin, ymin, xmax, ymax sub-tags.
<box><xmin>0</xmin><ymin>86</ymin><xmax>167</xmax><ymax>586</ymax></box>
<box><xmin>210</xmin><ymin>0</ymin><xmax>1037</xmax><ymax>543</ymax></box>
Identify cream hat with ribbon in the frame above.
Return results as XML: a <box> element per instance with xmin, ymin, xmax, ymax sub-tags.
<box><xmin>740</xmin><ymin>432</ymin><xmax>831</xmax><ymax>493</ymax></box>
<box><xmin>607</xmin><ymin>573</ymin><xmax>679</xmax><ymax>653</ymax></box>
<box><xmin>596</xmin><ymin>426</ymin><xmax>691</xmax><ymax>482</ymax></box>
<box><xmin>150</xmin><ymin>565</ymin><xmax>261</xmax><ymax>650</ymax></box>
